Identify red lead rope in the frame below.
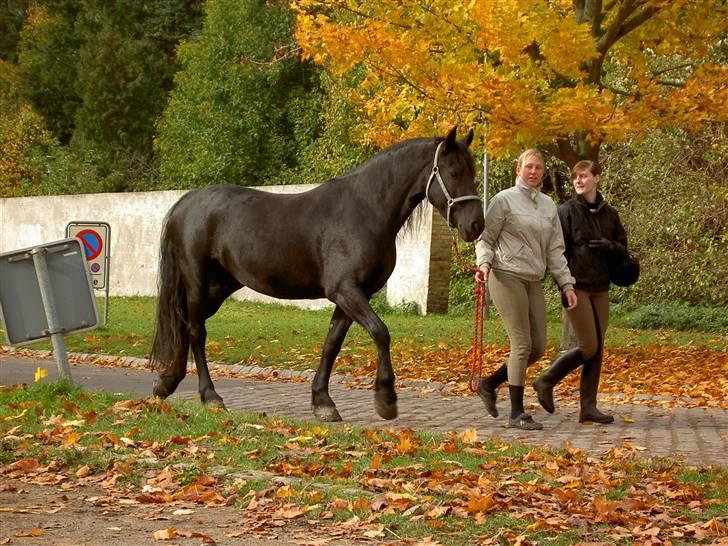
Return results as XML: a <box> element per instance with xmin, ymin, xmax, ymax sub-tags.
<box><xmin>451</xmin><ymin>238</ymin><xmax>488</xmax><ymax>393</ymax></box>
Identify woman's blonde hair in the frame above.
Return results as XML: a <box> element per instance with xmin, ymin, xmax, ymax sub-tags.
<box><xmin>517</xmin><ymin>148</ymin><xmax>545</xmax><ymax>168</ymax></box>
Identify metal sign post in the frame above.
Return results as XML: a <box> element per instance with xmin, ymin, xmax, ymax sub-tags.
<box><xmin>66</xmin><ymin>222</ymin><xmax>111</xmax><ymax>326</ymax></box>
<box><xmin>30</xmin><ymin>246</ymin><xmax>72</xmax><ymax>381</ymax></box>
<box><xmin>0</xmin><ymin>238</ymin><xmax>100</xmax><ymax>383</ymax></box>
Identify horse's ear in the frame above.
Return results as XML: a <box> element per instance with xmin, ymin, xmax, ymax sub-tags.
<box><xmin>460</xmin><ymin>128</ymin><xmax>474</xmax><ymax>148</ymax></box>
<box><xmin>443</xmin><ymin>126</ymin><xmax>458</xmax><ymax>152</ymax></box>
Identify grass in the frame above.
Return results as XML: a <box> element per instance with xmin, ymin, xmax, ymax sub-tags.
<box><xmin>1</xmin><ymin>382</ymin><xmax>726</xmax><ymax>545</ymax></box>
<box><xmin>2</xmin><ymin>297</ymin><xmax>724</xmax><ymax>371</ymax></box>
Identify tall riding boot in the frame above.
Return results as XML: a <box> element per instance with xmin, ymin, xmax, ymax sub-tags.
<box><xmin>579</xmin><ymin>351</ymin><xmax>614</xmax><ymax>424</ymax></box>
<box><xmin>477</xmin><ymin>364</ymin><xmax>507</xmax><ymax>418</ymax></box>
<box><xmin>508</xmin><ymin>385</ymin><xmax>542</xmax><ymax>430</ymax></box>
<box><xmin>533</xmin><ymin>348</ymin><xmax>583</xmax><ymax>413</ymax></box>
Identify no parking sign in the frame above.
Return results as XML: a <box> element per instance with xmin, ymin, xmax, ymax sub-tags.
<box><xmin>66</xmin><ymin>222</ymin><xmax>110</xmax><ymax>289</ymax></box>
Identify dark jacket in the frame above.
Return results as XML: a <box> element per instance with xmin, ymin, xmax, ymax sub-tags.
<box><xmin>558</xmin><ymin>193</ymin><xmax>628</xmax><ymax>292</ymax></box>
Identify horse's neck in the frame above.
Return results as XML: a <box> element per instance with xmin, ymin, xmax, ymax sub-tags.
<box><xmin>361</xmin><ymin>141</ymin><xmax>432</xmax><ymax>232</ymax></box>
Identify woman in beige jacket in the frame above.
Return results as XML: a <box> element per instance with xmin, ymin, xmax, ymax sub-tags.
<box><xmin>475</xmin><ymin>149</ymin><xmax>577</xmax><ymax>430</ymax></box>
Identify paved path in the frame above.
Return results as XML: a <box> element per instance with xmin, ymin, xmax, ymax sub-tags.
<box><xmin>1</xmin><ymin>354</ymin><xmax>726</xmax><ymax>467</ymax></box>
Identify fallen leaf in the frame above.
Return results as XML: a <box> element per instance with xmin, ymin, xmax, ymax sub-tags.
<box><xmin>15</xmin><ymin>529</ymin><xmax>44</xmax><ymax>537</ymax></box>
<box><xmin>153</xmin><ymin>528</ymin><xmax>178</xmax><ymax>540</ymax></box>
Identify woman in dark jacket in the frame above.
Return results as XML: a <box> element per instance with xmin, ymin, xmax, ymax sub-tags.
<box><xmin>533</xmin><ymin>160</ymin><xmax>628</xmax><ymax>424</ymax></box>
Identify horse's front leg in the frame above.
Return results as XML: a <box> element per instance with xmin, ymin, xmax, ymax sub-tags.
<box><xmin>334</xmin><ymin>285</ymin><xmax>397</xmax><ymax>420</ymax></box>
<box><xmin>189</xmin><ymin>318</ymin><xmax>226</xmax><ymax>409</ymax></box>
<box><xmin>312</xmin><ymin>306</ymin><xmax>352</xmax><ymax>422</ymax></box>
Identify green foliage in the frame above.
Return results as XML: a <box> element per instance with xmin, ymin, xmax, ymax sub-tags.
<box><xmin>12</xmin><ymin>0</ymin><xmax>203</xmax><ymax>192</ymax></box>
<box><xmin>73</xmin><ymin>0</ymin><xmax>203</xmax><ymax>162</ymax></box>
<box><xmin>617</xmin><ymin>303</ymin><xmax>728</xmax><ymax>332</ymax></box>
<box><xmin>370</xmin><ymin>290</ymin><xmax>420</xmax><ymax>316</ymax></box>
<box><xmin>0</xmin><ymin>0</ymin><xmax>28</xmax><ymax>63</ymax></box>
<box><xmin>0</xmin><ymin>87</ymin><xmax>52</xmax><ymax>195</ymax></box>
<box><xmin>155</xmin><ymin>0</ymin><xmax>325</xmax><ymax>188</ymax></box>
<box><xmin>17</xmin><ymin>2</ymin><xmax>81</xmax><ymax>143</ymax></box>
<box><xmin>600</xmin><ymin>125</ymin><xmax>727</xmax><ymax>307</ymax></box>
<box><xmin>285</xmin><ymin>71</ymin><xmax>374</xmax><ymax>184</ymax></box>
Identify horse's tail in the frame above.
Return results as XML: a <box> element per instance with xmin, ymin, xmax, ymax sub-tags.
<box><xmin>149</xmin><ymin>211</ymin><xmax>189</xmax><ymax>376</ymax></box>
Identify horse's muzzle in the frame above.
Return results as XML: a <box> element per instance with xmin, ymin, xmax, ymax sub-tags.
<box><xmin>455</xmin><ymin>206</ymin><xmax>484</xmax><ymax>242</ymax></box>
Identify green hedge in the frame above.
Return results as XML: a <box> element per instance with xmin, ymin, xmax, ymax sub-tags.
<box><xmin>616</xmin><ymin>303</ymin><xmax>728</xmax><ymax>332</ymax></box>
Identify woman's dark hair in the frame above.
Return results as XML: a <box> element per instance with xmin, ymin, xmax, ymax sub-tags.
<box><xmin>572</xmin><ymin>160</ymin><xmax>601</xmax><ymax>177</ymax></box>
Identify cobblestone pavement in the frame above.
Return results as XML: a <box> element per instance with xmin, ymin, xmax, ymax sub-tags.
<box><xmin>2</xmin><ymin>354</ymin><xmax>726</xmax><ymax>468</ymax></box>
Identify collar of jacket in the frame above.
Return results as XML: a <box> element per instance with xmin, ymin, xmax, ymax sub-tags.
<box><xmin>515</xmin><ymin>177</ymin><xmax>541</xmax><ymax>202</ymax></box>
<box><xmin>575</xmin><ymin>191</ymin><xmax>607</xmax><ymax>212</ymax></box>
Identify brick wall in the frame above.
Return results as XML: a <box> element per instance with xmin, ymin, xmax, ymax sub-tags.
<box><xmin>426</xmin><ymin>210</ymin><xmax>452</xmax><ymax>314</ymax></box>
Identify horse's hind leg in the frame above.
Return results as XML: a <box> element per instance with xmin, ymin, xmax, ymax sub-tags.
<box><xmin>187</xmin><ymin>281</ymin><xmax>235</xmax><ymax>409</ymax></box>
<box><xmin>188</xmin><ymin>316</ymin><xmax>226</xmax><ymax>408</ymax></box>
<box><xmin>332</xmin><ymin>283</ymin><xmax>397</xmax><ymax>420</ymax></box>
<box><xmin>312</xmin><ymin>306</ymin><xmax>352</xmax><ymax>422</ymax></box>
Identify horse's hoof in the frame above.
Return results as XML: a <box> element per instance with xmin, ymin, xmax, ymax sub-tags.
<box><xmin>313</xmin><ymin>405</ymin><xmax>342</xmax><ymax>422</ymax></box>
<box><xmin>206</xmin><ymin>399</ymin><xmax>227</xmax><ymax>411</ymax></box>
<box><xmin>201</xmin><ymin>392</ymin><xmax>227</xmax><ymax>410</ymax></box>
<box><xmin>375</xmin><ymin>399</ymin><xmax>398</xmax><ymax>420</ymax></box>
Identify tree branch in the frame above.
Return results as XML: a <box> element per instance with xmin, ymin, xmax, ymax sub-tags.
<box><xmin>544</xmin><ymin>136</ymin><xmax>581</xmax><ymax>167</ymax></box>
<box><xmin>618</xmin><ymin>5</ymin><xmax>661</xmax><ymax>40</ymax></box>
<box><xmin>416</xmin><ymin>1</ymin><xmax>465</xmax><ymax>34</ymax></box>
<box><xmin>603</xmin><ymin>82</ymin><xmax>635</xmax><ymax>96</ymax></box>
<box><xmin>656</xmin><ymin>79</ymin><xmax>686</xmax><ymax>88</ymax></box>
<box><xmin>377</xmin><ymin>58</ymin><xmax>435</xmax><ymax>101</ymax></box>
<box><xmin>651</xmin><ymin>61</ymin><xmax>696</xmax><ymax>78</ymax></box>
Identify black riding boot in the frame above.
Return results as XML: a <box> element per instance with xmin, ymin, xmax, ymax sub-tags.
<box><xmin>579</xmin><ymin>352</ymin><xmax>614</xmax><ymax>424</ymax></box>
<box><xmin>533</xmin><ymin>348</ymin><xmax>583</xmax><ymax>413</ymax></box>
<box><xmin>477</xmin><ymin>364</ymin><xmax>507</xmax><ymax>417</ymax></box>
<box><xmin>508</xmin><ymin>385</ymin><xmax>542</xmax><ymax>430</ymax></box>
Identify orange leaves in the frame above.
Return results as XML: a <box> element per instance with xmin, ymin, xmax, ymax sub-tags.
<box><xmin>388</xmin><ymin>343</ymin><xmax>728</xmax><ymax>409</ymax></box>
<box><xmin>393</xmin><ymin>429</ymin><xmax>421</xmax><ymax>455</ymax></box>
<box><xmin>294</xmin><ymin>0</ymin><xmax>727</xmax><ymax>159</ymax></box>
<box><xmin>465</xmin><ymin>492</ymin><xmax>496</xmax><ymax>514</ymax></box>
<box><xmin>13</xmin><ymin>529</ymin><xmax>44</xmax><ymax>538</ymax></box>
<box><xmin>153</xmin><ymin>527</ymin><xmax>216</xmax><ymax>543</ymax></box>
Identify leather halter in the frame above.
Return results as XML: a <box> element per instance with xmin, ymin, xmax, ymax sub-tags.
<box><xmin>425</xmin><ymin>140</ymin><xmax>481</xmax><ymax>227</ymax></box>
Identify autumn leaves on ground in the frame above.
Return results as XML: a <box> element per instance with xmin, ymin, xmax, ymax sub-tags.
<box><xmin>385</xmin><ymin>343</ymin><xmax>728</xmax><ymax>410</ymax></box>
<box><xmin>1</xmin><ymin>297</ymin><xmax>726</xmax><ymax>544</ymax></box>
<box><xmin>1</xmin><ymin>383</ymin><xmax>726</xmax><ymax>546</ymax></box>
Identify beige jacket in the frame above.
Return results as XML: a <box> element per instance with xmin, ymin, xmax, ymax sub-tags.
<box><xmin>476</xmin><ymin>179</ymin><xmax>575</xmax><ymax>291</ymax></box>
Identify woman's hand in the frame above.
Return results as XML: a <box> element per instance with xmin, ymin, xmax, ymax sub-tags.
<box><xmin>475</xmin><ymin>265</ymin><xmax>489</xmax><ymax>284</ymax></box>
<box><xmin>564</xmin><ymin>289</ymin><xmax>578</xmax><ymax>310</ymax></box>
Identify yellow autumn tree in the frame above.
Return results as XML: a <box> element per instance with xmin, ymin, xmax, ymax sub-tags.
<box><xmin>293</xmin><ymin>0</ymin><xmax>727</xmax><ymax>165</ymax></box>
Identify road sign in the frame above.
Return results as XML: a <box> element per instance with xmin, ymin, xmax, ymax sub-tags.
<box><xmin>76</xmin><ymin>229</ymin><xmax>103</xmax><ymax>260</ymax></box>
<box><xmin>66</xmin><ymin>222</ymin><xmax>110</xmax><ymax>289</ymax></box>
<box><xmin>0</xmin><ymin>238</ymin><xmax>99</xmax><ymax>347</ymax></box>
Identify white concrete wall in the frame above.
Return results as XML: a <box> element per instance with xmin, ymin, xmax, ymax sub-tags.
<box><xmin>0</xmin><ymin>187</ymin><xmax>435</xmax><ymax>313</ymax></box>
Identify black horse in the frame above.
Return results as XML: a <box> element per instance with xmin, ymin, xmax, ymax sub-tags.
<box><xmin>150</xmin><ymin>126</ymin><xmax>484</xmax><ymax>421</ymax></box>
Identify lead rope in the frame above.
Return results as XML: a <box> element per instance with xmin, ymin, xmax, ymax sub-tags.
<box><xmin>451</xmin><ymin>237</ymin><xmax>488</xmax><ymax>393</ymax></box>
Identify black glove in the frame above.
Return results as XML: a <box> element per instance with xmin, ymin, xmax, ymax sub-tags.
<box><xmin>587</xmin><ymin>238</ymin><xmax>617</xmax><ymax>251</ymax></box>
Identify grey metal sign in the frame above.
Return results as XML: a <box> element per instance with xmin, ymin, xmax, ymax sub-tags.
<box><xmin>0</xmin><ymin>238</ymin><xmax>99</xmax><ymax>346</ymax></box>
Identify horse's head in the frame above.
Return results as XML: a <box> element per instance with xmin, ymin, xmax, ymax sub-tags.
<box><xmin>426</xmin><ymin>127</ymin><xmax>484</xmax><ymax>242</ymax></box>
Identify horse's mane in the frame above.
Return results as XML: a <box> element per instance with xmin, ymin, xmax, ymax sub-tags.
<box><xmin>320</xmin><ymin>135</ymin><xmax>469</xmax><ymax>237</ymax></box>
<box><xmin>329</xmin><ymin>137</ymin><xmax>436</xmax><ymax>182</ymax></box>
